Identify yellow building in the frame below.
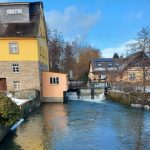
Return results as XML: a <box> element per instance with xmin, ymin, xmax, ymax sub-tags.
<box><xmin>116</xmin><ymin>51</ymin><xmax>150</xmax><ymax>85</ymax></box>
<box><xmin>0</xmin><ymin>2</ymin><xmax>49</xmax><ymax>91</ymax></box>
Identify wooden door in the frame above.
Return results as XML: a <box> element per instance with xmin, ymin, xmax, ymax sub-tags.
<box><xmin>0</xmin><ymin>78</ymin><xmax>7</xmax><ymax>91</ymax></box>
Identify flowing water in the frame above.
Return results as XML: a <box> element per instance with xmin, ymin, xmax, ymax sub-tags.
<box><xmin>0</xmin><ymin>98</ymin><xmax>150</xmax><ymax>150</ymax></box>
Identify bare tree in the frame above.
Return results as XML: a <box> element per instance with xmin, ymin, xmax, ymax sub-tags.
<box><xmin>46</xmin><ymin>25</ymin><xmax>102</xmax><ymax>82</ymax></box>
<box><xmin>46</xmin><ymin>27</ymin><xmax>65</xmax><ymax>72</ymax></box>
<box><xmin>127</xmin><ymin>26</ymin><xmax>150</xmax><ymax>94</ymax></box>
<box><xmin>63</xmin><ymin>42</ymin><xmax>75</xmax><ymax>77</ymax></box>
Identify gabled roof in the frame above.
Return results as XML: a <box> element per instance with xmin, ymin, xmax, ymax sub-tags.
<box><xmin>122</xmin><ymin>51</ymin><xmax>149</xmax><ymax>71</ymax></box>
<box><xmin>125</xmin><ymin>51</ymin><xmax>148</xmax><ymax>60</ymax></box>
<box><xmin>91</xmin><ymin>58</ymin><xmax>113</xmax><ymax>63</ymax></box>
<box><xmin>90</xmin><ymin>58</ymin><xmax>123</xmax><ymax>73</ymax></box>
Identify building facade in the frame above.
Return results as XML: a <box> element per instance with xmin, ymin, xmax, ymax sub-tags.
<box><xmin>42</xmin><ymin>72</ymin><xmax>68</xmax><ymax>102</ymax></box>
<box><xmin>117</xmin><ymin>51</ymin><xmax>150</xmax><ymax>84</ymax></box>
<box><xmin>88</xmin><ymin>51</ymin><xmax>150</xmax><ymax>87</ymax></box>
<box><xmin>0</xmin><ymin>2</ymin><xmax>49</xmax><ymax>91</ymax></box>
<box><xmin>88</xmin><ymin>58</ymin><xmax>122</xmax><ymax>87</ymax></box>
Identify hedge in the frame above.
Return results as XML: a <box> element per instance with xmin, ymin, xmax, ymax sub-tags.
<box><xmin>0</xmin><ymin>93</ymin><xmax>21</xmax><ymax>127</ymax></box>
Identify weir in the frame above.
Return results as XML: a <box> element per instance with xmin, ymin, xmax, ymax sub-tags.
<box><xmin>67</xmin><ymin>88</ymin><xmax>106</xmax><ymax>103</ymax></box>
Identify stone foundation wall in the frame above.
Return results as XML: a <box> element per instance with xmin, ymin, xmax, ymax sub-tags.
<box><xmin>0</xmin><ymin>124</ymin><xmax>10</xmax><ymax>142</ymax></box>
<box><xmin>107</xmin><ymin>90</ymin><xmax>150</xmax><ymax>105</ymax></box>
<box><xmin>107</xmin><ymin>91</ymin><xmax>132</xmax><ymax>105</ymax></box>
<box><xmin>0</xmin><ymin>96</ymin><xmax>39</xmax><ymax>143</ymax></box>
<box><xmin>14</xmin><ymin>89</ymin><xmax>38</xmax><ymax>99</ymax></box>
<box><xmin>42</xmin><ymin>97</ymin><xmax>64</xmax><ymax>103</ymax></box>
<box><xmin>0</xmin><ymin>61</ymin><xmax>40</xmax><ymax>91</ymax></box>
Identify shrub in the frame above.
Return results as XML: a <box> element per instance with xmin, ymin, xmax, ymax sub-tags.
<box><xmin>0</xmin><ymin>93</ymin><xmax>21</xmax><ymax>127</ymax></box>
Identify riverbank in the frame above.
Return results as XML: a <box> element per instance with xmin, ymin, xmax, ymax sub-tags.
<box><xmin>0</xmin><ymin>95</ymin><xmax>40</xmax><ymax>142</ymax></box>
<box><xmin>107</xmin><ymin>90</ymin><xmax>150</xmax><ymax>109</ymax></box>
<box><xmin>0</xmin><ymin>124</ymin><xmax>10</xmax><ymax>142</ymax></box>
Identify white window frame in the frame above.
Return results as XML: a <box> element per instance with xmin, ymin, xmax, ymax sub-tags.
<box><xmin>9</xmin><ymin>43</ymin><xmax>19</xmax><ymax>54</ymax></box>
<box><xmin>13</xmin><ymin>81</ymin><xmax>21</xmax><ymax>90</ymax></box>
<box><xmin>108</xmin><ymin>64</ymin><xmax>113</xmax><ymax>68</ymax></box>
<box><xmin>7</xmin><ymin>9</ymin><xmax>22</xmax><ymax>15</ymax></box>
<box><xmin>129</xmin><ymin>73</ymin><xmax>136</xmax><ymax>80</ymax></box>
<box><xmin>98</xmin><ymin>63</ymin><xmax>103</xmax><ymax>67</ymax></box>
<box><xmin>50</xmin><ymin>77</ymin><xmax>59</xmax><ymax>84</ymax></box>
<box><xmin>12</xmin><ymin>64</ymin><xmax>20</xmax><ymax>73</ymax></box>
<box><xmin>115</xmin><ymin>64</ymin><xmax>119</xmax><ymax>67</ymax></box>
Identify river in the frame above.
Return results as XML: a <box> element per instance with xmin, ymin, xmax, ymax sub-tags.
<box><xmin>0</xmin><ymin>99</ymin><xmax>150</xmax><ymax>150</ymax></box>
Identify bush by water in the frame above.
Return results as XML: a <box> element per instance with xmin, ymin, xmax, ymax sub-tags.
<box><xmin>0</xmin><ymin>93</ymin><xmax>21</xmax><ymax>127</ymax></box>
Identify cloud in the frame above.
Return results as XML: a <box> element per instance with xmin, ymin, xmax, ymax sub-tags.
<box><xmin>136</xmin><ymin>12</ymin><xmax>143</xmax><ymax>19</ymax></box>
<box><xmin>101</xmin><ymin>39</ymin><xmax>136</xmax><ymax>58</ymax></box>
<box><xmin>128</xmin><ymin>12</ymin><xmax>143</xmax><ymax>20</ymax></box>
<box><xmin>0</xmin><ymin>0</ymin><xmax>9</xmax><ymax>1</ymax></box>
<box><xmin>45</xmin><ymin>6</ymin><xmax>101</xmax><ymax>38</ymax></box>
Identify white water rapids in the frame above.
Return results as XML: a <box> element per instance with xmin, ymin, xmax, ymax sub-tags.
<box><xmin>67</xmin><ymin>92</ymin><xmax>106</xmax><ymax>103</ymax></box>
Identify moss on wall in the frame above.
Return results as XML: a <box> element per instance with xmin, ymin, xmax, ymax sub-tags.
<box><xmin>20</xmin><ymin>99</ymin><xmax>37</xmax><ymax>118</ymax></box>
<box><xmin>107</xmin><ymin>91</ymin><xmax>132</xmax><ymax>105</ymax></box>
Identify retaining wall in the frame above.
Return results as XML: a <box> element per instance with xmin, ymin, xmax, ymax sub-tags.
<box><xmin>42</xmin><ymin>97</ymin><xmax>64</xmax><ymax>103</ymax></box>
<box><xmin>107</xmin><ymin>90</ymin><xmax>150</xmax><ymax>106</ymax></box>
<box><xmin>107</xmin><ymin>91</ymin><xmax>132</xmax><ymax>105</ymax></box>
<box><xmin>0</xmin><ymin>98</ymin><xmax>38</xmax><ymax>142</ymax></box>
<box><xmin>0</xmin><ymin>124</ymin><xmax>10</xmax><ymax>143</ymax></box>
<box><xmin>20</xmin><ymin>99</ymin><xmax>37</xmax><ymax>118</ymax></box>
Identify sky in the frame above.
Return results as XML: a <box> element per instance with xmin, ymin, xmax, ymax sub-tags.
<box><xmin>1</xmin><ymin>0</ymin><xmax>150</xmax><ymax>57</ymax></box>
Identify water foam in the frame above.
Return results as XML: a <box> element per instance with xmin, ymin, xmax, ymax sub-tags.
<box><xmin>68</xmin><ymin>92</ymin><xmax>106</xmax><ymax>103</ymax></box>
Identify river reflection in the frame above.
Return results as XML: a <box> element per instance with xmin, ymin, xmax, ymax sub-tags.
<box><xmin>0</xmin><ymin>101</ymin><xmax>150</xmax><ymax>150</ymax></box>
<box><xmin>41</xmin><ymin>104</ymin><xmax>69</xmax><ymax>150</ymax></box>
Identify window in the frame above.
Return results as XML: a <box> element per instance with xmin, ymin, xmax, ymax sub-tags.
<box><xmin>40</xmin><ymin>47</ymin><xmax>42</xmax><ymax>56</ymax></box>
<box><xmin>9</xmin><ymin>43</ymin><xmax>19</xmax><ymax>54</ymax></box>
<box><xmin>115</xmin><ymin>64</ymin><xmax>119</xmax><ymax>67</ymax></box>
<box><xmin>129</xmin><ymin>73</ymin><xmax>136</xmax><ymax>80</ymax></box>
<box><xmin>13</xmin><ymin>81</ymin><xmax>20</xmax><ymax>90</ymax></box>
<box><xmin>50</xmin><ymin>77</ymin><xmax>59</xmax><ymax>84</ymax></box>
<box><xmin>146</xmin><ymin>73</ymin><xmax>150</xmax><ymax>80</ymax></box>
<box><xmin>108</xmin><ymin>64</ymin><xmax>113</xmax><ymax>68</ymax></box>
<box><xmin>12</xmin><ymin>64</ymin><xmax>19</xmax><ymax>73</ymax></box>
<box><xmin>7</xmin><ymin>9</ymin><xmax>22</xmax><ymax>15</ymax></box>
<box><xmin>98</xmin><ymin>63</ymin><xmax>103</xmax><ymax>67</ymax></box>
<box><xmin>134</xmin><ymin>63</ymin><xmax>140</xmax><ymax>67</ymax></box>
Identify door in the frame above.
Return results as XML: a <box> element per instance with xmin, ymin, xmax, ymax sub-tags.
<box><xmin>0</xmin><ymin>78</ymin><xmax>7</xmax><ymax>91</ymax></box>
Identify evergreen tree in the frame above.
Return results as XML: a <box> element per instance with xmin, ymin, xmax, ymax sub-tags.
<box><xmin>113</xmin><ymin>53</ymin><xmax>119</xmax><ymax>58</ymax></box>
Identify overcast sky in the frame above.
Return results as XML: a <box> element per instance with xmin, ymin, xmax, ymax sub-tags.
<box><xmin>1</xmin><ymin>0</ymin><xmax>150</xmax><ymax>57</ymax></box>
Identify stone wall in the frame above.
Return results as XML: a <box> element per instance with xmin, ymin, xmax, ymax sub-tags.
<box><xmin>20</xmin><ymin>98</ymin><xmax>38</xmax><ymax>117</ymax></box>
<box><xmin>80</xmin><ymin>88</ymin><xmax>103</xmax><ymax>96</ymax></box>
<box><xmin>42</xmin><ymin>97</ymin><xmax>64</xmax><ymax>103</ymax></box>
<box><xmin>107</xmin><ymin>90</ymin><xmax>150</xmax><ymax>106</ymax></box>
<box><xmin>0</xmin><ymin>96</ymin><xmax>38</xmax><ymax>142</ymax></box>
<box><xmin>107</xmin><ymin>91</ymin><xmax>133</xmax><ymax>105</ymax></box>
<box><xmin>14</xmin><ymin>89</ymin><xmax>38</xmax><ymax>99</ymax></box>
<box><xmin>0</xmin><ymin>124</ymin><xmax>10</xmax><ymax>142</ymax></box>
<box><xmin>0</xmin><ymin>61</ymin><xmax>40</xmax><ymax>91</ymax></box>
